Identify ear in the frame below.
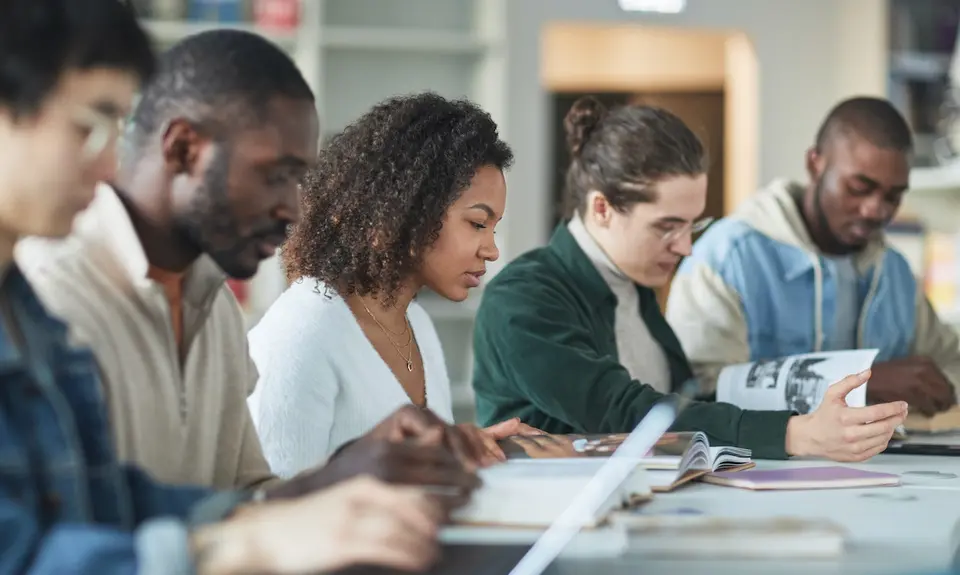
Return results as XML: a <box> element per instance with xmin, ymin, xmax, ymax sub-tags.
<box><xmin>161</xmin><ymin>118</ymin><xmax>206</xmax><ymax>176</ymax></box>
<box><xmin>587</xmin><ymin>191</ymin><xmax>613</xmax><ymax>228</ymax></box>
<box><xmin>805</xmin><ymin>146</ymin><xmax>824</xmax><ymax>182</ymax></box>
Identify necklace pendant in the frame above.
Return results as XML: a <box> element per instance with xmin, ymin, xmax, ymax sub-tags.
<box><xmin>406</xmin><ymin>360</ymin><xmax>414</xmax><ymax>372</ymax></box>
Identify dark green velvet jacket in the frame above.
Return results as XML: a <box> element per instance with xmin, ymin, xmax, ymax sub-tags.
<box><xmin>472</xmin><ymin>222</ymin><xmax>793</xmax><ymax>459</ymax></box>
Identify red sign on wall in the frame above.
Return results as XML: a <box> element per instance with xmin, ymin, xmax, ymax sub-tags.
<box><xmin>254</xmin><ymin>0</ymin><xmax>299</xmax><ymax>29</ymax></box>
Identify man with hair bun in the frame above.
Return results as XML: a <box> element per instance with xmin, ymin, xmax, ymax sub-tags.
<box><xmin>668</xmin><ymin>96</ymin><xmax>960</xmax><ymax>417</ymax></box>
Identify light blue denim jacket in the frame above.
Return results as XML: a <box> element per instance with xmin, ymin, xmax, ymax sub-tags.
<box><xmin>666</xmin><ymin>180</ymin><xmax>960</xmax><ymax>394</ymax></box>
<box><xmin>0</xmin><ymin>264</ymin><xmax>242</xmax><ymax>574</ymax></box>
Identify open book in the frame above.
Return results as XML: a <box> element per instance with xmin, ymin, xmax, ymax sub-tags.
<box><xmin>499</xmin><ymin>431</ymin><xmax>753</xmax><ymax>492</ymax></box>
<box><xmin>641</xmin><ymin>431</ymin><xmax>753</xmax><ymax>491</ymax></box>
<box><xmin>716</xmin><ymin>349</ymin><xmax>878</xmax><ymax>413</ymax></box>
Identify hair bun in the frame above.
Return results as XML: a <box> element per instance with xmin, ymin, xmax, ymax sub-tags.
<box><xmin>564</xmin><ymin>96</ymin><xmax>607</xmax><ymax>156</ymax></box>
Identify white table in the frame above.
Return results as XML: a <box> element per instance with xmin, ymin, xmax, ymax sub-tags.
<box><xmin>549</xmin><ymin>454</ymin><xmax>960</xmax><ymax>575</ymax></box>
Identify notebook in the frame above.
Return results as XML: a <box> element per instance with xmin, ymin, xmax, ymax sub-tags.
<box><xmin>904</xmin><ymin>405</ymin><xmax>960</xmax><ymax>433</ymax></box>
<box><xmin>500</xmin><ymin>430</ymin><xmax>753</xmax><ymax>492</ymax></box>
<box><xmin>702</xmin><ymin>466</ymin><xmax>901</xmax><ymax>491</ymax></box>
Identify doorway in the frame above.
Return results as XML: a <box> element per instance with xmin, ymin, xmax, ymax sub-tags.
<box><xmin>542</xmin><ymin>24</ymin><xmax>757</xmax><ymax>309</ymax></box>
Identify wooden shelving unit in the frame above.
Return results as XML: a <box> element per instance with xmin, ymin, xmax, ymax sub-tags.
<box><xmin>138</xmin><ymin>0</ymin><xmax>507</xmax><ymax>419</ymax></box>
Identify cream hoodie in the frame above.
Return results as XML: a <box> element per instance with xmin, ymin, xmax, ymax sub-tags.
<box><xmin>667</xmin><ymin>179</ymin><xmax>960</xmax><ymax>395</ymax></box>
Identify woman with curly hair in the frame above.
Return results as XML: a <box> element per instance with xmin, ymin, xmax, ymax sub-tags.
<box><xmin>246</xmin><ymin>92</ymin><xmax>538</xmax><ymax>478</ymax></box>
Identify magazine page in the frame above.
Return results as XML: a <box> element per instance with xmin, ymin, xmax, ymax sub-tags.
<box><xmin>499</xmin><ymin>433</ymin><xmax>627</xmax><ymax>459</ymax></box>
<box><xmin>500</xmin><ymin>431</ymin><xmax>696</xmax><ymax>461</ymax></box>
<box><xmin>716</xmin><ymin>349</ymin><xmax>879</xmax><ymax>414</ymax></box>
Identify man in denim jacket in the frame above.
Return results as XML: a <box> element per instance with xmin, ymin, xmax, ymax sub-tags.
<box><xmin>668</xmin><ymin>98</ymin><xmax>960</xmax><ymax>416</ymax></box>
<box><xmin>0</xmin><ymin>1</ymin><xmax>470</xmax><ymax>573</ymax></box>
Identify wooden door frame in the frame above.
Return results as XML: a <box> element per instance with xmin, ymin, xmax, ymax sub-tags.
<box><xmin>541</xmin><ymin>23</ymin><xmax>759</xmax><ymax>214</ymax></box>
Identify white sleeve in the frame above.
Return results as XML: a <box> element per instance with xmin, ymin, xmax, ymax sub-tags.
<box><xmin>246</xmin><ymin>322</ymin><xmax>339</xmax><ymax>480</ymax></box>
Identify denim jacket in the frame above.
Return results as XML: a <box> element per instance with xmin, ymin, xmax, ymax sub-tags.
<box><xmin>667</xmin><ymin>180</ymin><xmax>960</xmax><ymax>395</ymax></box>
<box><xmin>0</xmin><ymin>265</ymin><xmax>240</xmax><ymax>574</ymax></box>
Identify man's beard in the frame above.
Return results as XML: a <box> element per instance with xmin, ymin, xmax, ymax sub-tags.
<box><xmin>174</xmin><ymin>146</ymin><xmax>248</xmax><ymax>275</ymax></box>
<box><xmin>812</xmin><ymin>177</ymin><xmax>856</xmax><ymax>254</ymax></box>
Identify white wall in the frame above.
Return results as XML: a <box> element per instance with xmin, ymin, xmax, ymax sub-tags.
<box><xmin>501</xmin><ymin>0</ymin><xmax>888</xmax><ymax>258</ymax></box>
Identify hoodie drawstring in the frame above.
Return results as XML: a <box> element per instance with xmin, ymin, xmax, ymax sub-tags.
<box><xmin>812</xmin><ymin>255</ymin><xmax>824</xmax><ymax>351</ymax></box>
<box><xmin>857</xmin><ymin>256</ymin><xmax>883</xmax><ymax>349</ymax></box>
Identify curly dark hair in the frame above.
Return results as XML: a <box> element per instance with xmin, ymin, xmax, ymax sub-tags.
<box><xmin>284</xmin><ymin>92</ymin><xmax>513</xmax><ymax>304</ymax></box>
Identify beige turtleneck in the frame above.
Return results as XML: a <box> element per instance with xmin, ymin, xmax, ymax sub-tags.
<box><xmin>568</xmin><ymin>214</ymin><xmax>672</xmax><ymax>393</ymax></box>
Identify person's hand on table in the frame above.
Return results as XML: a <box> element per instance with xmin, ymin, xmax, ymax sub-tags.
<box><xmin>450</xmin><ymin>417</ymin><xmax>548</xmax><ymax>468</ymax></box>
<box><xmin>192</xmin><ymin>476</ymin><xmax>442</xmax><ymax>575</ymax></box>
<box><xmin>483</xmin><ymin>417</ymin><xmax>545</xmax><ymax>439</ymax></box>
<box><xmin>265</xmin><ymin>406</ymin><xmax>480</xmax><ymax>509</ymax></box>
<box><xmin>785</xmin><ymin>369</ymin><xmax>908</xmax><ymax>462</ymax></box>
<box><xmin>867</xmin><ymin>356</ymin><xmax>956</xmax><ymax>417</ymax></box>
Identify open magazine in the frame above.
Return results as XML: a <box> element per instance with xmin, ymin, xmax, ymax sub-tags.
<box><xmin>716</xmin><ymin>349</ymin><xmax>879</xmax><ymax>413</ymax></box>
<box><xmin>499</xmin><ymin>431</ymin><xmax>753</xmax><ymax>492</ymax></box>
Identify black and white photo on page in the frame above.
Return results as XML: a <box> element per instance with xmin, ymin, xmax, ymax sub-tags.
<box><xmin>716</xmin><ymin>349</ymin><xmax>879</xmax><ymax>413</ymax></box>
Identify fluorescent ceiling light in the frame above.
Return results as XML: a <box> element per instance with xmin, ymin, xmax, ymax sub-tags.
<box><xmin>618</xmin><ymin>0</ymin><xmax>686</xmax><ymax>13</ymax></box>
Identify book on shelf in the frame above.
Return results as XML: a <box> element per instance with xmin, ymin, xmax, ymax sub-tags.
<box><xmin>701</xmin><ymin>466</ymin><xmax>901</xmax><ymax>491</ymax></box>
<box><xmin>499</xmin><ymin>431</ymin><xmax>753</xmax><ymax>492</ymax></box>
<box><xmin>608</xmin><ymin>514</ymin><xmax>847</xmax><ymax>559</ymax></box>
<box><xmin>449</xmin><ymin>459</ymin><xmax>651</xmax><ymax>529</ymax></box>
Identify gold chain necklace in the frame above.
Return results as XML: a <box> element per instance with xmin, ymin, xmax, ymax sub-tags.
<box><xmin>361</xmin><ymin>300</ymin><xmax>415</xmax><ymax>373</ymax></box>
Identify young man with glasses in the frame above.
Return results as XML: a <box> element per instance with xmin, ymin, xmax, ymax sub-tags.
<box><xmin>0</xmin><ymin>1</ymin><xmax>461</xmax><ymax>573</ymax></box>
<box><xmin>667</xmin><ymin>97</ymin><xmax>960</xmax><ymax>419</ymax></box>
<box><xmin>472</xmin><ymin>97</ymin><xmax>907</xmax><ymax>464</ymax></box>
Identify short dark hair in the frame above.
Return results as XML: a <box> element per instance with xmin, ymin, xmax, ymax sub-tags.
<box><xmin>814</xmin><ymin>96</ymin><xmax>913</xmax><ymax>153</ymax></box>
<box><xmin>284</xmin><ymin>92</ymin><xmax>513</xmax><ymax>304</ymax></box>
<box><xmin>563</xmin><ymin>96</ymin><xmax>707</xmax><ymax>216</ymax></box>
<box><xmin>0</xmin><ymin>0</ymin><xmax>155</xmax><ymax>118</ymax></box>
<box><xmin>129</xmin><ymin>29</ymin><xmax>314</xmax><ymax>150</ymax></box>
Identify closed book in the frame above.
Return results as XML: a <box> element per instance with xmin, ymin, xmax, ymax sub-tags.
<box><xmin>702</xmin><ymin>466</ymin><xmax>901</xmax><ymax>490</ymax></box>
<box><xmin>449</xmin><ymin>459</ymin><xmax>652</xmax><ymax>528</ymax></box>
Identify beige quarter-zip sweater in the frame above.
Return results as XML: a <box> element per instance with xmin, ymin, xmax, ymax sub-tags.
<box><xmin>15</xmin><ymin>184</ymin><xmax>275</xmax><ymax>490</ymax></box>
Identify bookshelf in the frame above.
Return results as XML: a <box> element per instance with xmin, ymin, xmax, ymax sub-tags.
<box><xmin>888</xmin><ymin>0</ymin><xmax>960</xmax><ymax>168</ymax></box>
<box><xmin>136</xmin><ymin>0</ymin><xmax>507</xmax><ymax>419</ymax></box>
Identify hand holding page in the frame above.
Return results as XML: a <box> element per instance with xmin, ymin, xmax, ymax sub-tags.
<box><xmin>717</xmin><ymin>349</ymin><xmax>879</xmax><ymax>413</ymax></box>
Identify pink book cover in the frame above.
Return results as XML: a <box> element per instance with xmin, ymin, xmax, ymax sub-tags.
<box><xmin>702</xmin><ymin>466</ymin><xmax>901</xmax><ymax>490</ymax></box>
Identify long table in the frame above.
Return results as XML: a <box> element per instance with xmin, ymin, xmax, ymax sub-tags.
<box><xmin>546</xmin><ymin>454</ymin><xmax>960</xmax><ymax>574</ymax></box>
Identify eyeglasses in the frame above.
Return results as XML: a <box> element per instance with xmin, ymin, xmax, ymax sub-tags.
<box><xmin>72</xmin><ymin>107</ymin><xmax>127</xmax><ymax>162</ymax></box>
<box><xmin>658</xmin><ymin>216</ymin><xmax>714</xmax><ymax>244</ymax></box>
